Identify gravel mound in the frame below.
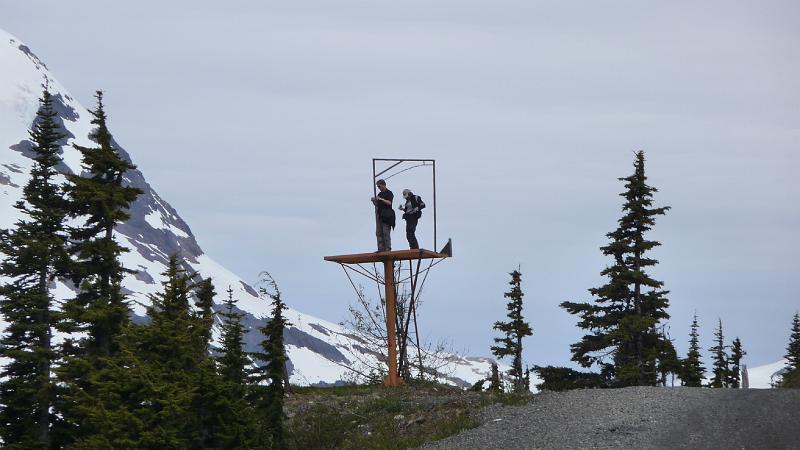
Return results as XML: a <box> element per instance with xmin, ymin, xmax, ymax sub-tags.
<box><xmin>421</xmin><ymin>387</ymin><xmax>800</xmax><ymax>449</ymax></box>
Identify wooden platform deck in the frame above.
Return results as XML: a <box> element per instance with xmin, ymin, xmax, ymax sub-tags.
<box><xmin>324</xmin><ymin>248</ymin><xmax>448</xmax><ymax>265</ymax></box>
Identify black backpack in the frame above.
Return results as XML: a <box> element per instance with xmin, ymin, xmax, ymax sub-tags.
<box><xmin>415</xmin><ymin>195</ymin><xmax>426</xmax><ymax>211</ymax></box>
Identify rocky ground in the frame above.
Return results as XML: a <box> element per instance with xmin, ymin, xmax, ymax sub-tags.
<box><xmin>421</xmin><ymin>387</ymin><xmax>800</xmax><ymax>450</ymax></box>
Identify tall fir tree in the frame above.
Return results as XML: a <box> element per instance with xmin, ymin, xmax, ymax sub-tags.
<box><xmin>60</xmin><ymin>90</ymin><xmax>142</xmax><ymax>359</ymax></box>
<box><xmin>708</xmin><ymin>318</ymin><xmax>729</xmax><ymax>388</ymax></box>
<box><xmin>0</xmin><ymin>90</ymin><xmax>69</xmax><ymax>449</ymax></box>
<box><xmin>189</xmin><ymin>277</ymin><xmax>254</xmax><ymax>449</ymax></box>
<box><xmin>194</xmin><ymin>277</ymin><xmax>216</xmax><ymax>354</ymax></box>
<box><xmin>56</xmin><ymin>91</ymin><xmax>142</xmax><ymax>446</ymax></box>
<box><xmin>491</xmin><ymin>269</ymin><xmax>532</xmax><ymax>392</ymax></box>
<box><xmin>215</xmin><ymin>287</ymin><xmax>257</xmax><ymax>447</ymax></box>
<box><xmin>681</xmin><ymin>314</ymin><xmax>705</xmax><ymax>387</ymax></box>
<box><xmin>249</xmin><ymin>273</ymin><xmax>291</xmax><ymax>449</ymax></box>
<box><xmin>727</xmin><ymin>337</ymin><xmax>746</xmax><ymax>388</ymax></box>
<box><xmin>561</xmin><ymin>151</ymin><xmax>671</xmax><ymax>386</ymax></box>
<box><xmin>189</xmin><ymin>276</ymin><xmax>220</xmax><ymax>448</ymax></box>
<box><xmin>218</xmin><ymin>286</ymin><xmax>250</xmax><ymax>394</ymax></box>
<box><xmin>60</xmin><ymin>90</ymin><xmax>143</xmax><ymax>359</ymax></box>
<box><xmin>785</xmin><ymin>313</ymin><xmax>800</xmax><ymax>372</ymax></box>
<box><xmin>782</xmin><ymin>313</ymin><xmax>800</xmax><ymax>387</ymax></box>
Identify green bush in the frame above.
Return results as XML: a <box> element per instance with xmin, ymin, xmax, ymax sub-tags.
<box><xmin>533</xmin><ymin>366</ymin><xmax>607</xmax><ymax>391</ymax></box>
<box><xmin>285</xmin><ymin>385</ymin><xmax>481</xmax><ymax>450</ymax></box>
<box><xmin>781</xmin><ymin>369</ymin><xmax>800</xmax><ymax>389</ymax></box>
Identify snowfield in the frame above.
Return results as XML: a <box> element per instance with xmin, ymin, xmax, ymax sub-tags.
<box><xmin>747</xmin><ymin>359</ymin><xmax>789</xmax><ymax>389</ymax></box>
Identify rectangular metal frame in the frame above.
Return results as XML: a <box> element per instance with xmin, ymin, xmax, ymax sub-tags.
<box><xmin>372</xmin><ymin>158</ymin><xmax>437</xmax><ymax>251</ymax></box>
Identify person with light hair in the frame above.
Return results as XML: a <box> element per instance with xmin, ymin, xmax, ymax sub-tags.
<box><xmin>398</xmin><ymin>188</ymin><xmax>425</xmax><ymax>250</ymax></box>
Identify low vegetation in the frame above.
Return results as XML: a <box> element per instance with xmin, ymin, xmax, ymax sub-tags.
<box><xmin>284</xmin><ymin>381</ymin><xmax>529</xmax><ymax>450</ymax></box>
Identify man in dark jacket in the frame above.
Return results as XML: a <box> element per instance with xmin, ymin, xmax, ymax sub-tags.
<box><xmin>398</xmin><ymin>189</ymin><xmax>423</xmax><ymax>249</ymax></box>
<box><xmin>371</xmin><ymin>179</ymin><xmax>394</xmax><ymax>252</ymax></box>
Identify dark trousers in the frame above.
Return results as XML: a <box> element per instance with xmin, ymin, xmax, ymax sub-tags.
<box><xmin>405</xmin><ymin>217</ymin><xmax>419</xmax><ymax>249</ymax></box>
<box><xmin>376</xmin><ymin>213</ymin><xmax>392</xmax><ymax>251</ymax></box>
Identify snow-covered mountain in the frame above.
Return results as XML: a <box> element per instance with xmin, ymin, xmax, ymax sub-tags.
<box><xmin>747</xmin><ymin>359</ymin><xmax>789</xmax><ymax>389</ymax></box>
<box><xmin>0</xmin><ymin>29</ymin><xmax>499</xmax><ymax>387</ymax></box>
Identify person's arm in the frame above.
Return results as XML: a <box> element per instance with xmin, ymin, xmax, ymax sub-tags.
<box><xmin>376</xmin><ymin>192</ymin><xmax>392</xmax><ymax>206</ymax></box>
<box><xmin>372</xmin><ymin>195</ymin><xmax>391</xmax><ymax>207</ymax></box>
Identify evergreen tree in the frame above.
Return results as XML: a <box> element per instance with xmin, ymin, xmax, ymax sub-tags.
<box><xmin>708</xmin><ymin>318</ymin><xmax>729</xmax><ymax>388</ymax></box>
<box><xmin>249</xmin><ymin>272</ymin><xmax>291</xmax><ymax>449</ymax></box>
<box><xmin>561</xmin><ymin>151</ymin><xmax>671</xmax><ymax>386</ymax></box>
<box><xmin>218</xmin><ymin>287</ymin><xmax>249</xmax><ymax>393</ymax></box>
<box><xmin>491</xmin><ymin>269</ymin><xmax>533</xmax><ymax>392</ymax></box>
<box><xmin>67</xmin><ymin>257</ymin><xmax>244</xmax><ymax>448</ymax></box>
<box><xmin>60</xmin><ymin>90</ymin><xmax>143</xmax><ymax>359</ymax></box>
<box><xmin>782</xmin><ymin>313</ymin><xmax>800</xmax><ymax>388</ymax></box>
<box><xmin>532</xmin><ymin>366</ymin><xmax>607</xmax><ymax>391</ymax></box>
<box><xmin>728</xmin><ymin>337</ymin><xmax>745</xmax><ymax>388</ymax></box>
<box><xmin>216</xmin><ymin>287</ymin><xmax>256</xmax><ymax>447</ymax></box>
<box><xmin>681</xmin><ymin>314</ymin><xmax>705</xmax><ymax>387</ymax></box>
<box><xmin>188</xmin><ymin>277</ymin><xmax>255</xmax><ymax>449</ymax></box>
<box><xmin>785</xmin><ymin>313</ymin><xmax>800</xmax><ymax>372</ymax></box>
<box><xmin>188</xmin><ymin>277</ymin><xmax>230</xmax><ymax>449</ymax></box>
<box><xmin>66</xmin><ymin>323</ymin><xmax>179</xmax><ymax>449</ymax></box>
<box><xmin>194</xmin><ymin>277</ymin><xmax>216</xmax><ymax>354</ymax></box>
<box><xmin>56</xmin><ymin>91</ymin><xmax>142</xmax><ymax>445</ymax></box>
<box><xmin>488</xmin><ymin>363</ymin><xmax>502</xmax><ymax>393</ymax></box>
<box><xmin>524</xmin><ymin>365</ymin><xmax>531</xmax><ymax>392</ymax></box>
<box><xmin>0</xmin><ymin>90</ymin><xmax>69</xmax><ymax>449</ymax></box>
<box><xmin>656</xmin><ymin>328</ymin><xmax>680</xmax><ymax>387</ymax></box>
<box><xmin>70</xmin><ymin>256</ymin><xmax>198</xmax><ymax>447</ymax></box>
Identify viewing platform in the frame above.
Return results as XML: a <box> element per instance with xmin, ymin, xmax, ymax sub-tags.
<box><xmin>324</xmin><ymin>248</ymin><xmax>449</xmax><ymax>265</ymax></box>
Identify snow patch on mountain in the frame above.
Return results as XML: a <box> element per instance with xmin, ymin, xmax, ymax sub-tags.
<box><xmin>748</xmin><ymin>359</ymin><xmax>789</xmax><ymax>389</ymax></box>
<box><xmin>144</xmin><ymin>210</ymin><xmax>190</xmax><ymax>238</ymax></box>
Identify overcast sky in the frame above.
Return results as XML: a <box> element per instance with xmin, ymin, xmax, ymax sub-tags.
<box><xmin>3</xmin><ymin>1</ymin><xmax>798</xmax><ymax>369</ymax></box>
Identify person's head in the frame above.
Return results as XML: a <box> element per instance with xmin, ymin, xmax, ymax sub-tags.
<box><xmin>376</xmin><ymin>179</ymin><xmax>387</xmax><ymax>191</ymax></box>
<box><xmin>402</xmin><ymin>189</ymin><xmax>412</xmax><ymax>199</ymax></box>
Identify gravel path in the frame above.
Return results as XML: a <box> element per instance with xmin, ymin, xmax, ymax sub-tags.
<box><xmin>421</xmin><ymin>387</ymin><xmax>800</xmax><ymax>449</ymax></box>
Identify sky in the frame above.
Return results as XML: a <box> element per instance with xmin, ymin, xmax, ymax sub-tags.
<box><xmin>2</xmin><ymin>1</ymin><xmax>798</xmax><ymax>370</ymax></box>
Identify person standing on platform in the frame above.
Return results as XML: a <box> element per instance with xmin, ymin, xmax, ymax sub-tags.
<box><xmin>371</xmin><ymin>179</ymin><xmax>394</xmax><ymax>252</ymax></box>
<box><xmin>398</xmin><ymin>188</ymin><xmax>425</xmax><ymax>249</ymax></box>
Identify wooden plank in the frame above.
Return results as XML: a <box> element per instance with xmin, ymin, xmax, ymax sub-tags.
<box><xmin>383</xmin><ymin>262</ymin><xmax>401</xmax><ymax>386</ymax></box>
<box><xmin>324</xmin><ymin>248</ymin><xmax>447</xmax><ymax>265</ymax></box>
